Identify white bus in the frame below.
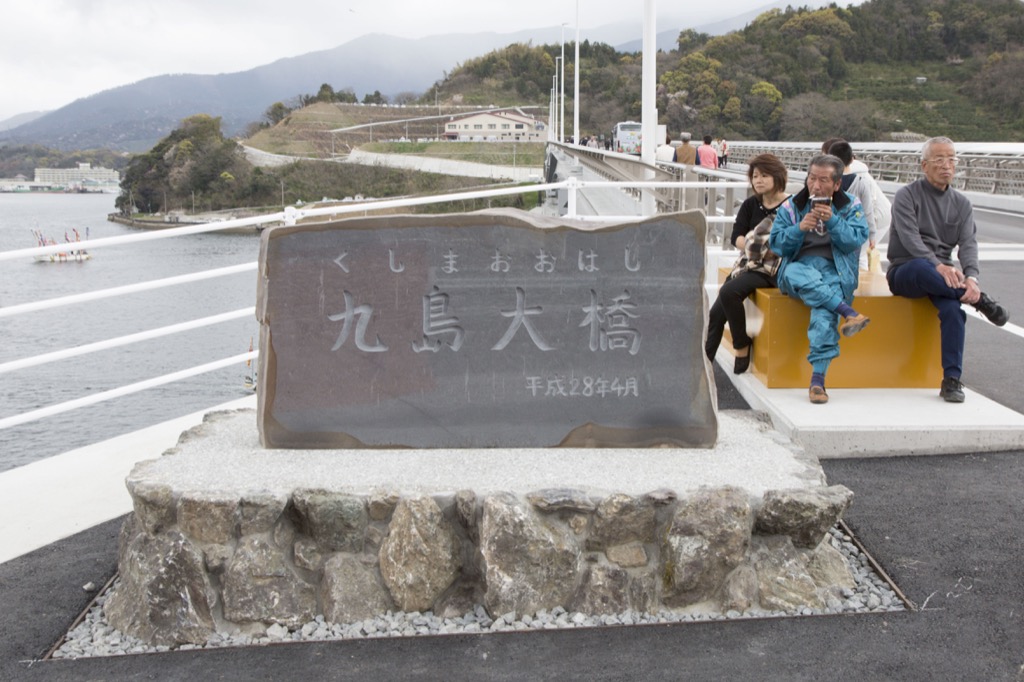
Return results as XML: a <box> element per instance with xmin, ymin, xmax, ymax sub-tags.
<box><xmin>612</xmin><ymin>121</ymin><xmax>642</xmax><ymax>155</ymax></box>
<box><xmin>611</xmin><ymin>122</ymin><xmax>667</xmax><ymax>156</ymax></box>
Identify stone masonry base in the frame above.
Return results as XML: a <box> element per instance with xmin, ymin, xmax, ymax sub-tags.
<box><xmin>105</xmin><ymin>409</ymin><xmax>855</xmax><ymax>646</ymax></box>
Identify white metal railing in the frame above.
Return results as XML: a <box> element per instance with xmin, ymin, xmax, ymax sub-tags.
<box><xmin>1</xmin><ymin>175</ymin><xmax>736</xmax><ymax>439</ymax></box>
<box><xmin>728</xmin><ymin>141</ymin><xmax>1024</xmax><ymax>197</ymax></box>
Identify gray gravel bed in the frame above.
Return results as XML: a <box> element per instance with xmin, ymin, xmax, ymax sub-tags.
<box><xmin>52</xmin><ymin>527</ymin><xmax>905</xmax><ymax>660</ymax></box>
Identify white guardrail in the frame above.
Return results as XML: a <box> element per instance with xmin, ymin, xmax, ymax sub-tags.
<box><xmin>0</xmin><ymin>175</ymin><xmax>747</xmax><ymax>436</ymax></box>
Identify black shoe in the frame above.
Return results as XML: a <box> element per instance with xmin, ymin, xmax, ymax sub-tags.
<box><xmin>974</xmin><ymin>293</ymin><xmax>1009</xmax><ymax>326</ymax></box>
<box><xmin>733</xmin><ymin>345</ymin><xmax>751</xmax><ymax>374</ymax></box>
<box><xmin>939</xmin><ymin>376</ymin><xmax>965</xmax><ymax>403</ymax></box>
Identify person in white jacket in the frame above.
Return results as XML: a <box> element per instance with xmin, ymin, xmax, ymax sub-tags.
<box><xmin>828</xmin><ymin>140</ymin><xmax>891</xmax><ymax>270</ymax></box>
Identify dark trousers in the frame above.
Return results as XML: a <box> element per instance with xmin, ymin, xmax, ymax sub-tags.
<box><xmin>887</xmin><ymin>258</ymin><xmax>966</xmax><ymax>379</ymax></box>
<box><xmin>706</xmin><ymin>270</ymin><xmax>775</xmax><ymax>360</ymax></box>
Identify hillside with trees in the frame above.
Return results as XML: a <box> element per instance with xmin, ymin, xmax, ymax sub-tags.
<box><xmin>415</xmin><ymin>0</ymin><xmax>1024</xmax><ymax>142</ymax></box>
<box><xmin>660</xmin><ymin>0</ymin><xmax>1024</xmax><ymax>141</ymax></box>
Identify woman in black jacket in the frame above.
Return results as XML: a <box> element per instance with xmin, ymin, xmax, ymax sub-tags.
<box><xmin>705</xmin><ymin>153</ymin><xmax>790</xmax><ymax>373</ymax></box>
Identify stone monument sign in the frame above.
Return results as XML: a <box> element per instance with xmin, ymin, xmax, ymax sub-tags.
<box><xmin>256</xmin><ymin>209</ymin><xmax>715</xmax><ymax>448</ymax></box>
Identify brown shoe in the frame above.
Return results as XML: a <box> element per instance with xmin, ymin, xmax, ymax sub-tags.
<box><xmin>809</xmin><ymin>385</ymin><xmax>829</xmax><ymax>404</ymax></box>
<box><xmin>840</xmin><ymin>314</ymin><xmax>870</xmax><ymax>337</ymax></box>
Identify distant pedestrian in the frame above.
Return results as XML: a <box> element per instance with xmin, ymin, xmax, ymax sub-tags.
<box><xmin>656</xmin><ymin>133</ymin><xmax>677</xmax><ymax>162</ymax></box>
<box><xmin>696</xmin><ymin>135</ymin><xmax>718</xmax><ymax>168</ymax></box>
<box><xmin>676</xmin><ymin>133</ymin><xmax>696</xmax><ymax>165</ymax></box>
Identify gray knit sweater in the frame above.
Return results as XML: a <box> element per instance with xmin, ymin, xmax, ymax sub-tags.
<box><xmin>887</xmin><ymin>178</ymin><xmax>979</xmax><ymax>278</ymax></box>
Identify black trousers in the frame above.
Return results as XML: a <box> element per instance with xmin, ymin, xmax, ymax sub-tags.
<box><xmin>705</xmin><ymin>269</ymin><xmax>776</xmax><ymax>360</ymax></box>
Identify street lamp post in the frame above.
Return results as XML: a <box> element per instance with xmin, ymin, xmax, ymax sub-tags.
<box><xmin>560</xmin><ymin>23</ymin><xmax>567</xmax><ymax>143</ymax></box>
<box><xmin>574</xmin><ymin>0</ymin><xmax>580</xmax><ymax>145</ymax></box>
<box><xmin>550</xmin><ymin>78</ymin><xmax>557</xmax><ymax>142</ymax></box>
<box><xmin>554</xmin><ymin>57</ymin><xmax>562</xmax><ymax>141</ymax></box>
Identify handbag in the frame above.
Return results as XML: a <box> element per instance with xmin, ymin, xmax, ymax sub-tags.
<box><xmin>729</xmin><ymin>215</ymin><xmax>780</xmax><ymax>279</ymax></box>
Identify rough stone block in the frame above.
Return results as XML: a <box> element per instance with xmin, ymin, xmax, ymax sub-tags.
<box><xmin>661</xmin><ymin>486</ymin><xmax>752</xmax><ymax>607</ymax></box>
<box><xmin>589</xmin><ymin>493</ymin><xmax>656</xmax><ymax>549</ymax></box>
<box><xmin>807</xmin><ymin>541</ymin><xmax>857</xmax><ymax>592</ymax></box>
<box><xmin>367</xmin><ymin>491</ymin><xmax>400</xmax><ymax>521</ymax></box>
<box><xmin>177</xmin><ymin>493</ymin><xmax>238</xmax><ymax>545</ymax></box>
<box><xmin>606</xmin><ymin>542</ymin><xmax>649</xmax><ymax>568</ymax></box>
<box><xmin>239</xmin><ymin>492</ymin><xmax>287</xmax><ymax>535</ymax></box>
<box><xmin>291</xmin><ymin>489</ymin><xmax>366</xmax><ymax>552</ymax></box>
<box><xmin>481</xmin><ymin>493</ymin><xmax>581</xmax><ymax>616</ymax></box>
<box><xmin>527</xmin><ymin>488</ymin><xmax>596</xmax><ymax>514</ymax></box>
<box><xmin>130</xmin><ymin>482</ymin><xmax>176</xmax><ymax>534</ymax></box>
<box><xmin>756</xmin><ymin>485</ymin><xmax>854</xmax><ymax>548</ymax></box>
<box><xmin>104</xmin><ymin>530</ymin><xmax>215</xmax><ymax>646</ymax></box>
<box><xmin>293</xmin><ymin>537</ymin><xmax>324</xmax><ymax>572</ymax></box>
<box><xmin>721</xmin><ymin>564</ymin><xmax>759</xmax><ymax>612</ymax></box>
<box><xmin>378</xmin><ymin>496</ymin><xmax>460</xmax><ymax>612</ymax></box>
<box><xmin>222</xmin><ymin>536</ymin><xmax>316</xmax><ymax>626</ymax></box>
<box><xmin>751</xmin><ymin>536</ymin><xmax>824</xmax><ymax>612</ymax></box>
<box><xmin>321</xmin><ymin>554</ymin><xmax>393</xmax><ymax>623</ymax></box>
<box><xmin>571</xmin><ymin>563</ymin><xmax>655</xmax><ymax>615</ymax></box>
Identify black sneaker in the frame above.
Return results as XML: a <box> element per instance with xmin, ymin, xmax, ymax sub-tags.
<box><xmin>974</xmin><ymin>293</ymin><xmax>1009</xmax><ymax>326</ymax></box>
<box><xmin>939</xmin><ymin>377</ymin><xmax>965</xmax><ymax>403</ymax></box>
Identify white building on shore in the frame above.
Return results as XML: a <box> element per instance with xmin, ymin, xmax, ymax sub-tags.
<box><xmin>34</xmin><ymin>163</ymin><xmax>120</xmax><ymax>188</ymax></box>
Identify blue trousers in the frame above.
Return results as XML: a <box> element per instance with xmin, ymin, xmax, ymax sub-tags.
<box><xmin>887</xmin><ymin>258</ymin><xmax>966</xmax><ymax>379</ymax></box>
<box><xmin>778</xmin><ymin>256</ymin><xmax>846</xmax><ymax>376</ymax></box>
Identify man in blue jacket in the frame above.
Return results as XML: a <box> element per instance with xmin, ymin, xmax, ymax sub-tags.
<box><xmin>769</xmin><ymin>154</ymin><xmax>870</xmax><ymax>404</ymax></box>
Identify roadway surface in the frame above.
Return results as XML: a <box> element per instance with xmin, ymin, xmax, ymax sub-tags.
<box><xmin>1</xmin><ymin>212</ymin><xmax>1021</xmax><ymax>680</ymax></box>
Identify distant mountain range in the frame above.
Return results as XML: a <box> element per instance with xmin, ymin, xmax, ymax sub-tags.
<box><xmin>0</xmin><ymin>2</ymin><xmax>801</xmax><ymax>152</ymax></box>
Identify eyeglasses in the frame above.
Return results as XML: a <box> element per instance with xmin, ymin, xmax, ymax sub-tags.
<box><xmin>927</xmin><ymin>156</ymin><xmax>959</xmax><ymax>166</ymax></box>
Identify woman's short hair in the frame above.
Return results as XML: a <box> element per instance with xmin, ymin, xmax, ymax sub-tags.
<box><xmin>746</xmin><ymin>153</ymin><xmax>788</xmax><ymax>193</ymax></box>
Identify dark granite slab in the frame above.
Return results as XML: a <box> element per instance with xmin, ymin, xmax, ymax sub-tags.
<box><xmin>256</xmin><ymin>209</ymin><xmax>715</xmax><ymax>448</ymax></box>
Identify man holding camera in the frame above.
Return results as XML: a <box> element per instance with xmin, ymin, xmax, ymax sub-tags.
<box><xmin>886</xmin><ymin>136</ymin><xmax>1009</xmax><ymax>403</ymax></box>
<box><xmin>769</xmin><ymin>154</ymin><xmax>870</xmax><ymax>404</ymax></box>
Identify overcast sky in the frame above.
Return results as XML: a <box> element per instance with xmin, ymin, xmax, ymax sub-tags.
<box><xmin>0</xmin><ymin>0</ymin><xmax>831</xmax><ymax>123</ymax></box>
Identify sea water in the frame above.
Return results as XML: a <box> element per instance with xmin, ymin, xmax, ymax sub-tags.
<box><xmin>0</xmin><ymin>193</ymin><xmax>259</xmax><ymax>472</ymax></box>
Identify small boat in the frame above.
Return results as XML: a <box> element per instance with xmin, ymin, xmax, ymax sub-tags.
<box><xmin>32</xmin><ymin>228</ymin><xmax>91</xmax><ymax>263</ymax></box>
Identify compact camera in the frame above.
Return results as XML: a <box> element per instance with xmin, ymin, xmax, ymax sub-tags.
<box><xmin>809</xmin><ymin>196</ymin><xmax>830</xmax><ymax>235</ymax></box>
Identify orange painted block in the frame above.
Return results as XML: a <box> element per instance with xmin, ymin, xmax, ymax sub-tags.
<box><xmin>747</xmin><ymin>273</ymin><xmax>943</xmax><ymax>388</ymax></box>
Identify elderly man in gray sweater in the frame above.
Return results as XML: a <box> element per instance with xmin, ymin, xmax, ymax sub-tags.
<box><xmin>886</xmin><ymin>136</ymin><xmax>1009</xmax><ymax>403</ymax></box>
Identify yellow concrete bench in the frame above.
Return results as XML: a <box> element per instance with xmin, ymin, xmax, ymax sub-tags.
<box><xmin>718</xmin><ymin>268</ymin><xmax>942</xmax><ymax>388</ymax></box>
